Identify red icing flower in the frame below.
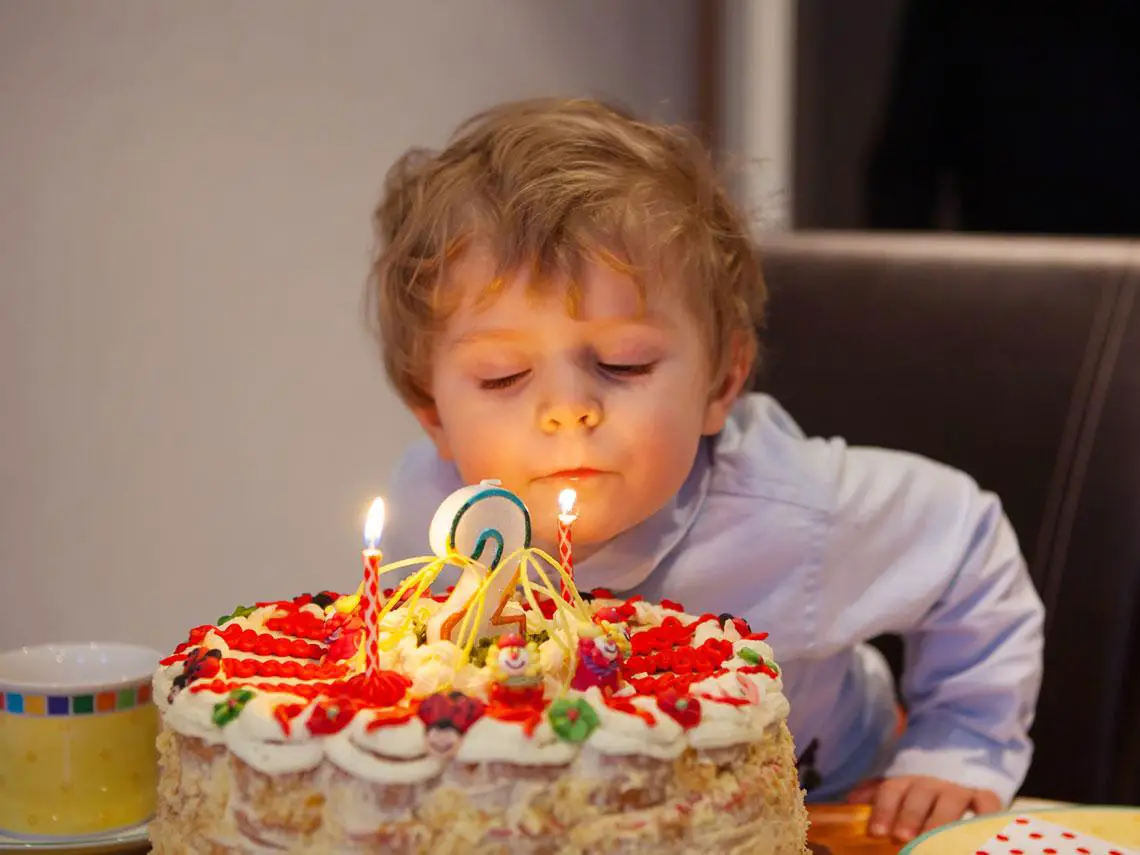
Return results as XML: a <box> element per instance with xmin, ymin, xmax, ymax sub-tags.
<box><xmin>624</xmin><ymin>654</ymin><xmax>650</xmax><ymax>675</ymax></box>
<box><xmin>323</xmin><ymin>612</ymin><xmax>364</xmax><ymax>661</ymax></box>
<box><xmin>671</xmin><ymin>648</ymin><xmax>695</xmax><ymax>674</ymax></box>
<box><xmin>659</xmin><ymin>599</ymin><xmax>685</xmax><ymax>612</ymax></box>
<box><xmin>656</xmin><ymin>689</ymin><xmax>702</xmax><ymax>729</ymax></box>
<box><xmin>630</xmin><ymin>632</ymin><xmax>654</xmax><ymax>656</ymax></box>
<box><xmin>340</xmin><ymin>671</ymin><xmax>411</xmax><ymax>707</ymax></box>
<box><xmin>307</xmin><ymin>698</ymin><xmax>359</xmax><ymax>735</ymax></box>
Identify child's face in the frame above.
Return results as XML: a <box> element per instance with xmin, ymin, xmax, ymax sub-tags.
<box><xmin>413</xmin><ymin>251</ymin><xmax>748</xmax><ymax>552</ymax></box>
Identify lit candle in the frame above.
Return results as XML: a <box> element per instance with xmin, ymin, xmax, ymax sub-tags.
<box><xmin>557</xmin><ymin>488</ymin><xmax>577</xmax><ymax>601</ymax></box>
<box><xmin>426</xmin><ymin>480</ymin><xmax>530</xmax><ymax>644</ymax></box>
<box><xmin>361</xmin><ymin>497</ymin><xmax>386</xmax><ymax>681</ymax></box>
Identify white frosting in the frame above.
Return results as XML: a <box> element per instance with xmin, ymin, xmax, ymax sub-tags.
<box><xmin>223</xmin><ymin>694</ymin><xmax>324</xmax><ymax>774</ymax></box>
<box><xmin>353</xmin><ymin>712</ymin><xmax>430</xmax><ymax>759</ymax></box>
<box><xmin>156</xmin><ymin>597</ymin><xmax>791</xmax><ymax>779</ymax></box>
<box><xmin>686</xmin><ymin>669</ymin><xmax>787</xmax><ymax>750</ymax></box>
<box><xmin>325</xmin><ymin>715</ymin><xmax>444</xmax><ymax>784</ymax></box>
<box><xmin>225</xmin><ymin>729</ymin><xmax>324</xmax><ymax>775</ymax></box>
<box><xmin>455</xmin><ymin>716</ymin><xmax>576</xmax><ymax>766</ymax></box>
<box><xmin>152</xmin><ymin>667</ymin><xmax>225</xmax><ymax>745</ymax></box>
<box><xmin>632</xmin><ymin>601</ymin><xmax>664</xmax><ymax>626</ymax></box>
<box><xmin>538</xmin><ymin>639</ymin><xmax>568</xmax><ymax>697</ymax></box>
<box><xmin>691</xmin><ymin>620</ymin><xmax>724</xmax><ymax>647</ymax></box>
<box><xmin>579</xmin><ymin>688</ymin><xmax>686</xmax><ymax>760</ymax></box>
<box><xmin>451</xmin><ymin>662</ymin><xmax>492</xmax><ymax>697</ymax></box>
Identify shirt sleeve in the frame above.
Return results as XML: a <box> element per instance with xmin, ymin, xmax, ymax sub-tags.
<box><xmin>816</xmin><ymin>443</ymin><xmax>1045</xmax><ymax>803</ymax></box>
<box><xmin>379</xmin><ymin>439</ymin><xmax>461</xmax><ymax>565</ymax></box>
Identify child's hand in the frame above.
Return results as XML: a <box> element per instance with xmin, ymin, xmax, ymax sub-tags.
<box><xmin>847</xmin><ymin>775</ymin><xmax>1002</xmax><ymax>842</ymax></box>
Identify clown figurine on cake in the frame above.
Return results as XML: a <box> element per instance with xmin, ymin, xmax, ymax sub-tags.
<box><xmin>485</xmin><ymin>633</ymin><xmax>544</xmax><ymax>707</ymax></box>
<box><xmin>570</xmin><ymin>614</ymin><xmax>631</xmax><ymax>693</ymax></box>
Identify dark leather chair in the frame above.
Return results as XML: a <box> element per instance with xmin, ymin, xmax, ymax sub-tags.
<box><xmin>755</xmin><ymin>232</ymin><xmax>1140</xmax><ymax>805</ymax></box>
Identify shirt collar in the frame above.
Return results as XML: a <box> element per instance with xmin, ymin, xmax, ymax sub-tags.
<box><xmin>570</xmin><ymin>435</ymin><xmax>715</xmax><ymax>594</ymax></box>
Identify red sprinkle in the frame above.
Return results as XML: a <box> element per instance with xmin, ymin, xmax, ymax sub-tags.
<box><xmin>603</xmin><ymin>694</ymin><xmax>657</xmax><ymax>726</ymax></box>
<box><xmin>274</xmin><ymin>702</ymin><xmax>307</xmax><ymax>736</ymax></box>
<box><xmin>740</xmin><ymin>662</ymin><xmax>780</xmax><ymax>679</ymax></box>
<box><xmin>699</xmin><ymin>693</ymin><xmax>750</xmax><ymax>707</ymax></box>
<box><xmin>365</xmin><ymin>705</ymin><xmax>418</xmax><ymax>730</ymax></box>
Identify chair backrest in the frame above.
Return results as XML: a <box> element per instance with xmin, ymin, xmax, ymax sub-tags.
<box><xmin>755</xmin><ymin>231</ymin><xmax>1140</xmax><ymax>804</ymax></box>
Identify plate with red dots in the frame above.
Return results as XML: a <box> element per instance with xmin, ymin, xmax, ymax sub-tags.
<box><xmin>901</xmin><ymin>808</ymin><xmax>1140</xmax><ymax>855</ymax></box>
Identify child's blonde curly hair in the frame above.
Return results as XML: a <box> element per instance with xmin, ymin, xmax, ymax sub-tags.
<box><xmin>368</xmin><ymin>98</ymin><xmax>766</xmax><ymax>409</ymax></box>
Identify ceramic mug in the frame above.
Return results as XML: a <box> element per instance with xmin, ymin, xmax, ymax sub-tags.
<box><xmin>0</xmin><ymin>641</ymin><xmax>161</xmax><ymax>837</ymax></box>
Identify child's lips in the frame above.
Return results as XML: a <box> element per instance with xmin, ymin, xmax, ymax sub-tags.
<box><xmin>544</xmin><ymin>468</ymin><xmax>603</xmax><ymax>481</ymax></box>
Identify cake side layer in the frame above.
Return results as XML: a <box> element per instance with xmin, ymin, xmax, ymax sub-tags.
<box><xmin>150</xmin><ymin>719</ymin><xmax>809</xmax><ymax>855</ymax></box>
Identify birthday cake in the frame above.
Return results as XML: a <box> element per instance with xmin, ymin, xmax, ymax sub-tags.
<box><xmin>149</xmin><ymin>483</ymin><xmax>808</xmax><ymax>854</ymax></box>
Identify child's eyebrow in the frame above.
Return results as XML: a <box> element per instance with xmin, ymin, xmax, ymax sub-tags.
<box><xmin>446</xmin><ymin>328</ymin><xmax>530</xmax><ymax>349</ymax></box>
<box><xmin>447</xmin><ymin>312</ymin><xmax>678</xmax><ymax>352</ymax></box>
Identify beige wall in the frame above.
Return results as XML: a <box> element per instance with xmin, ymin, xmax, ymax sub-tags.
<box><xmin>0</xmin><ymin>0</ymin><xmax>696</xmax><ymax>651</ymax></box>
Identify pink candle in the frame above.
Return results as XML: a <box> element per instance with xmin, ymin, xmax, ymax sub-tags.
<box><xmin>360</xmin><ymin>497</ymin><xmax>386</xmax><ymax>681</ymax></box>
<box><xmin>557</xmin><ymin>488</ymin><xmax>577</xmax><ymax>601</ymax></box>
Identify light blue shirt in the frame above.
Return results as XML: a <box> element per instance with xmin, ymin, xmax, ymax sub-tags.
<box><xmin>382</xmin><ymin>393</ymin><xmax>1045</xmax><ymax>804</ymax></box>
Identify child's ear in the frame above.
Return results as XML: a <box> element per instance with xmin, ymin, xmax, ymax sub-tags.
<box><xmin>701</xmin><ymin>332</ymin><xmax>755</xmax><ymax>436</ymax></box>
<box><xmin>413</xmin><ymin>403</ymin><xmax>455</xmax><ymax>460</ymax></box>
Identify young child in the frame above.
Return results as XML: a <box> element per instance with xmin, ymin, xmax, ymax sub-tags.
<box><xmin>366</xmin><ymin>98</ymin><xmax>1045</xmax><ymax>843</ymax></box>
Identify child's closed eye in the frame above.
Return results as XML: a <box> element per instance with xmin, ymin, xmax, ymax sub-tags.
<box><xmin>479</xmin><ymin>370</ymin><xmax>529</xmax><ymax>390</ymax></box>
<box><xmin>598</xmin><ymin>361</ymin><xmax>657</xmax><ymax>378</ymax></box>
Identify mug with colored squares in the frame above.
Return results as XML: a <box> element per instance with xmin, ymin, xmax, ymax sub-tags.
<box><xmin>0</xmin><ymin>642</ymin><xmax>161</xmax><ymax>837</ymax></box>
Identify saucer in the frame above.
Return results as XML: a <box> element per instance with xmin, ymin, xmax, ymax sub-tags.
<box><xmin>0</xmin><ymin>821</ymin><xmax>149</xmax><ymax>853</ymax></box>
<box><xmin>900</xmin><ymin>806</ymin><xmax>1140</xmax><ymax>853</ymax></box>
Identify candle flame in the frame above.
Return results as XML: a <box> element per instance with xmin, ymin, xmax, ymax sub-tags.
<box><xmin>363</xmin><ymin>497</ymin><xmax>386</xmax><ymax>549</ymax></box>
<box><xmin>558</xmin><ymin>488</ymin><xmax>577</xmax><ymax>517</ymax></box>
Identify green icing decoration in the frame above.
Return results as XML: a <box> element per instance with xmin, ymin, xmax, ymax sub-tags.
<box><xmin>469</xmin><ymin>637</ymin><xmax>496</xmax><ymax>668</ymax></box>
<box><xmin>737</xmin><ymin>647</ymin><xmax>762</xmax><ymax>665</ymax></box>
<box><xmin>217</xmin><ymin>604</ymin><xmax>257</xmax><ymax>626</ymax></box>
<box><xmin>212</xmin><ymin>688</ymin><xmax>256</xmax><ymax>727</ymax></box>
<box><xmin>548</xmin><ymin>698</ymin><xmax>599</xmax><ymax>743</ymax></box>
<box><xmin>765</xmin><ymin>659</ymin><xmax>781</xmax><ymax>675</ymax></box>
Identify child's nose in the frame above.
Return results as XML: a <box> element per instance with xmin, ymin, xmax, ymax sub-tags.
<box><xmin>539</xmin><ymin>396</ymin><xmax>602</xmax><ymax>434</ymax></box>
